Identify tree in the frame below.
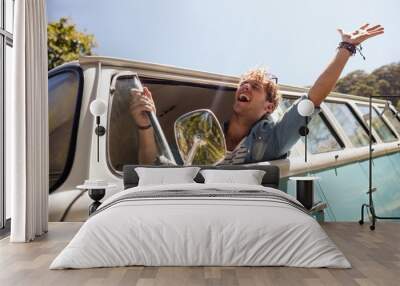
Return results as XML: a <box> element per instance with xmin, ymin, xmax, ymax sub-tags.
<box><xmin>48</xmin><ymin>17</ymin><xmax>96</xmax><ymax>70</ymax></box>
<box><xmin>335</xmin><ymin>62</ymin><xmax>400</xmax><ymax>109</ymax></box>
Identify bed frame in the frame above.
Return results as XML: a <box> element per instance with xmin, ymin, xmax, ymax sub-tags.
<box><xmin>122</xmin><ymin>165</ymin><xmax>280</xmax><ymax>189</ymax></box>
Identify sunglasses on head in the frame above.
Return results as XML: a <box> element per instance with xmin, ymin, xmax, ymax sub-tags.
<box><xmin>240</xmin><ymin>73</ymin><xmax>279</xmax><ymax>89</ymax></box>
<box><xmin>266</xmin><ymin>73</ymin><xmax>278</xmax><ymax>85</ymax></box>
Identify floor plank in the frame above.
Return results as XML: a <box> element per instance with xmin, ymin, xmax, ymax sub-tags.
<box><xmin>0</xmin><ymin>222</ymin><xmax>399</xmax><ymax>286</ymax></box>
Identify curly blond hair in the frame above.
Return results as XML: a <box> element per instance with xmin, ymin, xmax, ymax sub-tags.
<box><xmin>239</xmin><ymin>68</ymin><xmax>281</xmax><ymax>109</ymax></box>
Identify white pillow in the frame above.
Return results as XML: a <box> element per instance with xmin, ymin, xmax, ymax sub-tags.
<box><xmin>200</xmin><ymin>169</ymin><xmax>266</xmax><ymax>185</ymax></box>
<box><xmin>135</xmin><ymin>167</ymin><xmax>201</xmax><ymax>186</ymax></box>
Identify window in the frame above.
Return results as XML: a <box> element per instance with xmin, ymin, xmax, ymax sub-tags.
<box><xmin>107</xmin><ymin>77</ymin><xmax>236</xmax><ymax>172</ymax></box>
<box><xmin>378</xmin><ymin>106</ymin><xmax>400</xmax><ymax>136</ymax></box>
<box><xmin>279</xmin><ymin>97</ymin><xmax>343</xmax><ymax>154</ymax></box>
<box><xmin>5</xmin><ymin>0</ymin><xmax>13</xmax><ymax>33</ymax></box>
<box><xmin>48</xmin><ymin>68</ymin><xmax>83</xmax><ymax>191</ymax></box>
<box><xmin>325</xmin><ymin>102</ymin><xmax>371</xmax><ymax>147</ymax></box>
<box><xmin>1</xmin><ymin>0</ymin><xmax>14</xmax><ymax>230</ymax></box>
<box><xmin>107</xmin><ymin>75</ymin><xmax>167</xmax><ymax>171</ymax></box>
<box><xmin>356</xmin><ymin>104</ymin><xmax>397</xmax><ymax>142</ymax></box>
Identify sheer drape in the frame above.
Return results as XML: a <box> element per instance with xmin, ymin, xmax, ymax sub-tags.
<box><xmin>7</xmin><ymin>0</ymin><xmax>49</xmax><ymax>242</ymax></box>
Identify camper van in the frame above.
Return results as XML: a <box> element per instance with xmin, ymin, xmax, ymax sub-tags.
<box><xmin>48</xmin><ymin>56</ymin><xmax>400</xmax><ymax>222</ymax></box>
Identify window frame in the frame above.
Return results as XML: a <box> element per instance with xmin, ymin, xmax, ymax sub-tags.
<box><xmin>278</xmin><ymin>95</ymin><xmax>345</xmax><ymax>155</ymax></box>
<box><xmin>309</xmin><ymin>111</ymin><xmax>345</xmax><ymax>154</ymax></box>
<box><xmin>1</xmin><ymin>0</ymin><xmax>14</xmax><ymax>230</ymax></box>
<box><xmin>373</xmin><ymin>104</ymin><xmax>399</xmax><ymax>140</ymax></box>
<box><xmin>389</xmin><ymin>105</ymin><xmax>400</xmax><ymax>119</ymax></box>
<box><xmin>393</xmin><ymin>105</ymin><xmax>400</xmax><ymax>121</ymax></box>
<box><xmin>48</xmin><ymin>66</ymin><xmax>84</xmax><ymax>193</ymax></box>
<box><xmin>324</xmin><ymin>100</ymin><xmax>377</xmax><ymax>147</ymax></box>
<box><xmin>105</xmin><ymin>71</ymin><xmax>172</xmax><ymax>177</ymax></box>
<box><xmin>106</xmin><ymin>74</ymin><xmax>236</xmax><ymax>177</ymax></box>
<box><xmin>379</xmin><ymin>104</ymin><xmax>400</xmax><ymax>138</ymax></box>
<box><xmin>354</xmin><ymin>102</ymin><xmax>398</xmax><ymax>143</ymax></box>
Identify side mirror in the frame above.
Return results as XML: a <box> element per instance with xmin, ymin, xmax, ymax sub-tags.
<box><xmin>174</xmin><ymin>109</ymin><xmax>226</xmax><ymax>165</ymax></box>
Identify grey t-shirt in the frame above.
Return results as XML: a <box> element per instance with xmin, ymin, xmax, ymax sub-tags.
<box><xmin>220</xmin><ymin>95</ymin><xmax>320</xmax><ymax>164</ymax></box>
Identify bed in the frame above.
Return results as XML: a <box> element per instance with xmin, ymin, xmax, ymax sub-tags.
<box><xmin>50</xmin><ymin>165</ymin><xmax>350</xmax><ymax>269</ymax></box>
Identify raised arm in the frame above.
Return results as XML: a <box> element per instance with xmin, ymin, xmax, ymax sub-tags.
<box><xmin>129</xmin><ymin>87</ymin><xmax>158</xmax><ymax>164</ymax></box>
<box><xmin>308</xmin><ymin>23</ymin><xmax>384</xmax><ymax>107</ymax></box>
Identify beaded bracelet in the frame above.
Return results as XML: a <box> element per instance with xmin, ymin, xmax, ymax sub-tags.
<box><xmin>338</xmin><ymin>41</ymin><xmax>366</xmax><ymax>60</ymax></box>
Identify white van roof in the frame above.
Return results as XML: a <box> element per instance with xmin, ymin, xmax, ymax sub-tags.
<box><xmin>66</xmin><ymin>55</ymin><xmax>385</xmax><ymax>104</ymax></box>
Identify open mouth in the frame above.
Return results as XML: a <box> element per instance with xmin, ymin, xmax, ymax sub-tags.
<box><xmin>238</xmin><ymin>94</ymin><xmax>251</xmax><ymax>103</ymax></box>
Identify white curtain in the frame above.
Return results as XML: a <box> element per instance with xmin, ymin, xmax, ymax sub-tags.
<box><xmin>7</xmin><ymin>0</ymin><xmax>49</xmax><ymax>242</ymax></box>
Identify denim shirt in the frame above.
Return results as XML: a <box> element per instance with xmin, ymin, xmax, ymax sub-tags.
<box><xmin>222</xmin><ymin>95</ymin><xmax>320</xmax><ymax>164</ymax></box>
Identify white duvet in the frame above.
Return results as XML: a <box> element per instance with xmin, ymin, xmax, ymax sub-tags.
<box><xmin>50</xmin><ymin>183</ymin><xmax>351</xmax><ymax>269</ymax></box>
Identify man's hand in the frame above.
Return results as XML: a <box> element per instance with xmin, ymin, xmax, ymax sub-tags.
<box><xmin>308</xmin><ymin>23</ymin><xmax>384</xmax><ymax>107</ymax></box>
<box><xmin>129</xmin><ymin>87</ymin><xmax>156</xmax><ymax>128</ymax></box>
<box><xmin>130</xmin><ymin>87</ymin><xmax>159</xmax><ymax>164</ymax></box>
<box><xmin>337</xmin><ymin>23</ymin><xmax>384</xmax><ymax>45</ymax></box>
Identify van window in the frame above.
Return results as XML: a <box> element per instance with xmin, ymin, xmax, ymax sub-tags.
<box><xmin>107</xmin><ymin>77</ymin><xmax>236</xmax><ymax>172</ymax></box>
<box><xmin>356</xmin><ymin>104</ymin><xmax>397</xmax><ymax>142</ymax></box>
<box><xmin>49</xmin><ymin>68</ymin><xmax>83</xmax><ymax>191</ymax></box>
<box><xmin>325</xmin><ymin>102</ymin><xmax>371</xmax><ymax>147</ymax></box>
<box><xmin>378</xmin><ymin>106</ymin><xmax>400</xmax><ymax>135</ymax></box>
<box><xmin>279</xmin><ymin>98</ymin><xmax>343</xmax><ymax>154</ymax></box>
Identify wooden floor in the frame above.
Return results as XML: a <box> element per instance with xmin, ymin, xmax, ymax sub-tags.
<box><xmin>0</xmin><ymin>222</ymin><xmax>399</xmax><ymax>286</ymax></box>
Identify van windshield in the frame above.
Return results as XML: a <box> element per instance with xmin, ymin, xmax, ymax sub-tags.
<box><xmin>49</xmin><ymin>69</ymin><xmax>82</xmax><ymax>191</ymax></box>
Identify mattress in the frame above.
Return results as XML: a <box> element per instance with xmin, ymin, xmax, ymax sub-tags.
<box><xmin>50</xmin><ymin>183</ymin><xmax>351</xmax><ymax>269</ymax></box>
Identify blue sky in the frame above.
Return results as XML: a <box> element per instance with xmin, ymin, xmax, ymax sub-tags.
<box><xmin>47</xmin><ymin>0</ymin><xmax>399</xmax><ymax>86</ymax></box>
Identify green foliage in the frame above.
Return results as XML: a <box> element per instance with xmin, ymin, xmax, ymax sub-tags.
<box><xmin>48</xmin><ymin>18</ymin><xmax>96</xmax><ymax>70</ymax></box>
<box><xmin>335</xmin><ymin>62</ymin><xmax>400</xmax><ymax>109</ymax></box>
